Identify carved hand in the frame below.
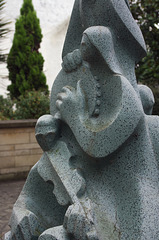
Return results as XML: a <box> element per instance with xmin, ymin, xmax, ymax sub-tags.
<box><xmin>7</xmin><ymin>208</ymin><xmax>45</xmax><ymax>240</ymax></box>
<box><xmin>62</xmin><ymin>49</ymin><xmax>82</xmax><ymax>72</ymax></box>
<box><xmin>63</xmin><ymin>203</ymin><xmax>98</xmax><ymax>240</ymax></box>
<box><xmin>56</xmin><ymin>81</ymin><xmax>84</xmax><ymax>125</ymax></box>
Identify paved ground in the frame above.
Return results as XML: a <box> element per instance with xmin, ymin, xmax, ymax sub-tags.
<box><xmin>0</xmin><ymin>179</ymin><xmax>25</xmax><ymax>239</ymax></box>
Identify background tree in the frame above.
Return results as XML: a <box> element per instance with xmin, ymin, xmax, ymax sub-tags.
<box><xmin>7</xmin><ymin>0</ymin><xmax>48</xmax><ymax>99</ymax></box>
<box><xmin>0</xmin><ymin>0</ymin><xmax>10</xmax><ymax>63</ymax></box>
<box><xmin>130</xmin><ymin>0</ymin><xmax>159</xmax><ymax>114</ymax></box>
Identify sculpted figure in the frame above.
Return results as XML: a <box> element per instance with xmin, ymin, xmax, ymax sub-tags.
<box><xmin>5</xmin><ymin>0</ymin><xmax>159</xmax><ymax>240</ymax></box>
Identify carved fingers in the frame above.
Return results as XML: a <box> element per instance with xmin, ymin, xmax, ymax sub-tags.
<box><xmin>56</xmin><ymin>86</ymin><xmax>77</xmax><ymax>122</ymax></box>
<box><xmin>56</xmin><ymin>87</ymin><xmax>72</xmax><ymax>107</ymax></box>
<box><xmin>9</xmin><ymin>209</ymin><xmax>45</xmax><ymax>240</ymax></box>
<box><xmin>63</xmin><ymin>203</ymin><xmax>98</xmax><ymax>240</ymax></box>
<box><xmin>62</xmin><ymin>49</ymin><xmax>82</xmax><ymax>72</ymax></box>
<box><xmin>63</xmin><ymin>203</ymin><xmax>89</xmax><ymax>240</ymax></box>
<box><xmin>56</xmin><ymin>81</ymin><xmax>85</xmax><ymax>125</ymax></box>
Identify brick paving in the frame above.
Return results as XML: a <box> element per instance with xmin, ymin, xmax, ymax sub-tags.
<box><xmin>0</xmin><ymin>179</ymin><xmax>25</xmax><ymax>239</ymax></box>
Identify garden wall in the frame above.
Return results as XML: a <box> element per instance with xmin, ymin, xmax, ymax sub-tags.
<box><xmin>0</xmin><ymin>120</ymin><xmax>42</xmax><ymax>180</ymax></box>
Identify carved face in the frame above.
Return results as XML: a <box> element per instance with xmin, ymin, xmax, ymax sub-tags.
<box><xmin>80</xmin><ymin>34</ymin><xmax>97</xmax><ymax>62</ymax></box>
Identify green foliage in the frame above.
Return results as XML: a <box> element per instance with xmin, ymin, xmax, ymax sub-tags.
<box><xmin>130</xmin><ymin>0</ymin><xmax>159</xmax><ymax>114</ymax></box>
<box><xmin>0</xmin><ymin>95</ymin><xmax>14</xmax><ymax>120</ymax></box>
<box><xmin>0</xmin><ymin>90</ymin><xmax>50</xmax><ymax>120</ymax></box>
<box><xmin>7</xmin><ymin>0</ymin><xmax>48</xmax><ymax>99</ymax></box>
<box><xmin>15</xmin><ymin>90</ymin><xmax>50</xmax><ymax>119</ymax></box>
<box><xmin>0</xmin><ymin>0</ymin><xmax>10</xmax><ymax>63</ymax></box>
<box><xmin>150</xmin><ymin>86</ymin><xmax>159</xmax><ymax>115</ymax></box>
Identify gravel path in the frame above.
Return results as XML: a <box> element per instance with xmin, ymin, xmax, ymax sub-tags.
<box><xmin>0</xmin><ymin>180</ymin><xmax>25</xmax><ymax>239</ymax></box>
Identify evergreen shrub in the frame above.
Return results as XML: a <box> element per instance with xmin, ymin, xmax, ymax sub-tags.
<box><xmin>0</xmin><ymin>90</ymin><xmax>50</xmax><ymax>120</ymax></box>
<box><xmin>7</xmin><ymin>0</ymin><xmax>48</xmax><ymax>99</ymax></box>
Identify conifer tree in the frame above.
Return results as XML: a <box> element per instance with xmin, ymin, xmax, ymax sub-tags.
<box><xmin>7</xmin><ymin>0</ymin><xmax>48</xmax><ymax>99</ymax></box>
<box><xmin>130</xmin><ymin>0</ymin><xmax>159</xmax><ymax>114</ymax></box>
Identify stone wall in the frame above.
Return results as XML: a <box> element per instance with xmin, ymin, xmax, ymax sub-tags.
<box><xmin>0</xmin><ymin>120</ymin><xmax>42</xmax><ymax>180</ymax></box>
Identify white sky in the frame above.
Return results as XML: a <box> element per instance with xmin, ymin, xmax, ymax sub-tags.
<box><xmin>0</xmin><ymin>0</ymin><xmax>74</xmax><ymax>96</ymax></box>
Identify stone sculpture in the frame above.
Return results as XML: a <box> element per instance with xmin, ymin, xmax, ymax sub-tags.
<box><xmin>5</xmin><ymin>0</ymin><xmax>159</xmax><ymax>239</ymax></box>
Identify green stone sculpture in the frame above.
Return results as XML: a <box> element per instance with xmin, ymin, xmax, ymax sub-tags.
<box><xmin>5</xmin><ymin>0</ymin><xmax>159</xmax><ymax>239</ymax></box>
